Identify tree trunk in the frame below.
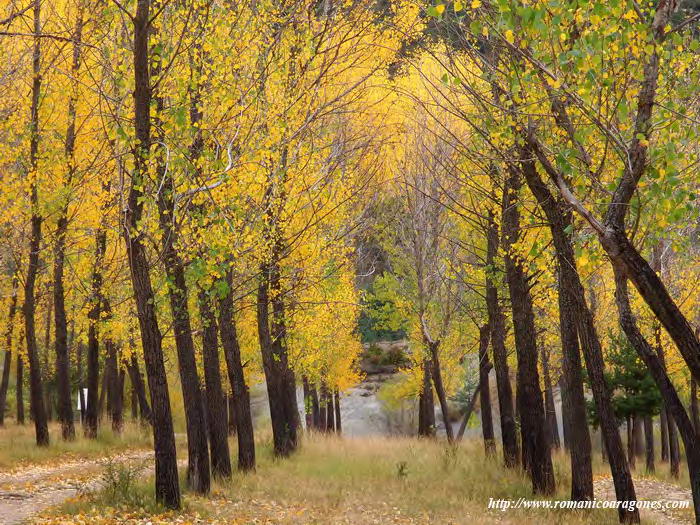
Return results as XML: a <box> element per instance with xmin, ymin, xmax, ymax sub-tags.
<box><xmin>418</xmin><ymin>358</ymin><xmax>435</xmax><ymax>437</ymax></box>
<box><xmin>109</xmin><ymin>347</ymin><xmax>125</xmax><ymax>435</ymax></box>
<box><xmin>23</xmin><ymin>0</ymin><xmax>49</xmax><ymax>447</ymax></box>
<box><xmin>0</xmin><ymin>276</ymin><xmax>18</xmax><ymax>426</ymax></box>
<box><xmin>478</xmin><ymin>324</ymin><xmax>495</xmax><ymax>455</ymax></box>
<box><xmin>541</xmin><ymin>347</ymin><xmax>561</xmax><ymax>450</ymax></box>
<box><xmin>643</xmin><ymin>416</ymin><xmax>654</xmax><ymax>473</ymax></box>
<box><xmin>125</xmin><ymin>0</ymin><xmax>181</xmax><ymax>507</ymax></box>
<box><xmin>691</xmin><ymin>378</ymin><xmax>700</xmax><ymax>433</ymax></box>
<box><xmin>633</xmin><ymin>415</ymin><xmax>644</xmax><ymax>458</ymax></box>
<box><xmin>320</xmin><ymin>383</ymin><xmax>334</xmax><ymax>432</ymax></box>
<box><xmin>626</xmin><ymin>416</ymin><xmax>636</xmax><ymax>471</ymax></box>
<box><xmin>428</xmin><ymin>342</ymin><xmax>453</xmax><ymax>442</ymax></box>
<box><xmin>127</xmin><ymin>353</ymin><xmax>151</xmax><ymax>425</ymax></box>
<box><xmin>302</xmin><ymin>376</ymin><xmax>314</xmax><ymax>429</ymax></box>
<box><xmin>501</xmin><ymin>171</ymin><xmax>554</xmax><ymax>495</ymax></box>
<box><xmin>669</xmin><ymin>415</ymin><xmax>681</xmax><ymax>478</ymax></box>
<box><xmin>198</xmin><ymin>289</ymin><xmax>231</xmax><ymax>479</ymax></box>
<box><xmin>318</xmin><ymin>383</ymin><xmax>327</xmax><ymax>431</ymax></box>
<box><xmin>601</xmin><ymin>430</ymin><xmax>608</xmax><ymax>463</ymax></box>
<box><xmin>334</xmin><ymin>390</ymin><xmax>341</xmax><ymax>434</ymax></box>
<box><xmin>660</xmin><ymin>407</ymin><xmax>669</xmax><ymax>462</ymax></box>
<box><xmin>521</xmin><ymin>153</ymin><xmax>628</xmax><ymax>510</ymax></box>
<box><xmin>218</xmin><ymin>274</ymin><xmax>255</xmax><ymax>471</ymax></box>
<box><xmin>16</xmin><ymin>353</ymin><xmax>24</xmax><ymax>424</ymax></box>
<box><xmin>311</xmin><ymin>386</ymin><xmax>320</xmax><ymax>428</ymax></box>
<box><xmin>227</xmin><ymin>395</ymin><xmax>237</xmax><ymax>436</ymax></box>
<box><xmin>485</xmin><ymin>210</ymin><xmax>519</xmax><ymax>467</ymax></box>
<box><xmin>131</xmin><ymin>387</ymin><xmax>138</xmax><ymax>420</ymax></box>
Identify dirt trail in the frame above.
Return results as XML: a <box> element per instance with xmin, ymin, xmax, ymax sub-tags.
<box><xmin>593</xmin><ymin>476</ymin><xmax>693</xmax><ymax>524</ymax></box>
<box><xmin>0</xmin><ymin>450</ymin><xmax>152</xmax><ymax>525</ymax></box>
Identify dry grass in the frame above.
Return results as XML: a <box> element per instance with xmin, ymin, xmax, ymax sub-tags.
<box><xmin>0</xmin><ymin>420</ymin><xmax>152</xmax><ymax>470</ymax></box>
<box><xmin>43</xmin><ymin>433</ymin><xmax>631</xmax><ymax>524</ymax></box>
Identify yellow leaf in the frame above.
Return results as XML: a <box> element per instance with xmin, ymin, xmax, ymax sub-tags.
<box><xmin>471</xmin><ymin>0</ymin><xmax>482</xmax><ymax>8</ymax></box>
<box><xmin>435</xmin><ymin>4</ymin><xmax>445</xmax><ymax>14</ymax></box>
<box><xmin>454</xmin><ymin>0</ymin><xmax>463</xmax><ymax>11</ymax></box>
<box><xmin>505</xmin><ymin>29</ymin><xmax>515</xmax><ymax>44</ymax></box>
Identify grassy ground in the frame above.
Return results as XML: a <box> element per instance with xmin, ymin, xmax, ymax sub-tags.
<box><xmin>40</xmin><ymin>432</ymin><xmax>638</xmax><ymax>524</ymax></box>
<box><xmin>0</xmin><ymin>420</ymin><xmax>152</xmax><ymax>470</ymax></box>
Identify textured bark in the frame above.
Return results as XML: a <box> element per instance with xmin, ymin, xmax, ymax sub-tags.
<box><xmin>478</xmin><ymin>324</ymin><xmax>495</xmax><ymax>455</ymax></box>
<box><xmin>502</xmin><ymin>172</ymin><xmax>554</xmax><ymax>495</ymax></box>
<box><xmin>24</xmin><ymin>0</ymin><xmax>49</xmax><ymax>447</ymax></box>
<box><xmin>669</xmin><ymin>415</ymin><xmax>681</xmax><ymax>478</ymax></box>
<box><xmin>125</xmin><ymin>0</ymin><xmax>180</xmax><ymax>507</ymax></box>
<box><xmin>485</xmin><ymin>211</ymin><xmax>519</xmax><ymax>467</ymax></box>
<box><xmin>198</xmin><ymin>289</ymin><xmax>232</xmax><ymax>479</ymax></box>
<box><xmin>417</xmin><ymin>358</ymin><xmax>435</xmax><ymax>437</ymax></box>
<box><xmin>541</xmin><ymin>348</ymin><xmax>560</xmax><ymax>450</ymax></box>
<box><xmin>692</xmin><ymin>378</ymin><xmax>700</xmax><ymax>433</ymax></box>
<box><xmin>660</xmin><ymin>406</ymin><xmax>670</xmax><ymax>462</ymax></box>
<box><xmin>218</xmin><ymin>275</ymin><xmax>255</xmax><ymax>471</ymax></box>
<box><xmin>643</xmin><ymin>416</ymin><xmax>654</xmax><ymax>473</ymax></box>
<box><xmin>0</xmin><ymin>276</ymin><xmax>18</xmax><ymax>426</ymax></box>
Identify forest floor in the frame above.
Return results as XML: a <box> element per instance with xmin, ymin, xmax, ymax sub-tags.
<box><xmin>16</xmin><ymin>433</ymin><xmax>690</xmax><ymax>525</ymax></box>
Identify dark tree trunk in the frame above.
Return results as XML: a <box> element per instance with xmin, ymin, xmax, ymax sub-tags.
<box><xmin>478</xmin><ymin>324</ymin><xmax>495</xmax><ymax>455</ymax></box>
<box><xmin>131</xmin><ymin>387</ymin><xmax>138</xmax><ymax>420</ymax></box>
<box><xmin>257</xmin><ymin>257</ymin><xmax>299</xmax><ymax>456</ymax></box>
<box><xmin>218</xmin><ymin>273</ymin><xmax>255</xmax><ymax>471</ymax></box>
<box><xmin>318</xmin><ymin>384</ymin><xmax>327</xmax><ymax>430</ymax></box>
<box><xmin>418</xmin><ymin>358</ymin><xmax>435</xmax><ymax>437</ymax></box>
<box><xmin>127</xmin><ymin>353</ymin><xmax>152</xmax><ymax>425</ymax></box>
<box><xmin>0</xmin><ymin>276</ymin><xmax>18</xmax><ymax>426</ymax></box>
<box><xmin>601</xmin><ymin>430</ymin><xmax>608</xmax><ymax>463</ymax></box>
<box><xmin>311</xmin><ymin>386</ymin><xmax>320</xmax><ymax>429</ymax></box>
<box><xmin>100</xmin><ymin>350</ymin><xmax>112</xmax><ymax>417</ymax></box>
<box><xmin>227</xmin><ymin>395</ymin><xmax>236</xmax><ymax>436</ymax></box>
<box><xmin>691</xmin><ymin>378</ymin><xmax>700</xmax><ymax>433</ymax></box>
<box><xmin>521</xmin><ymin>153</ymin><xmax>628</xmax><ymax>510</ymax></box>
<box><xmin>427</xmin><ymin>342</ymin><xmax>453</xmax><ymax>442</ymax></box>
<box><xmin>334</xmin><ymin>390</ymin><xmax>341</xmax><ymax>434</ymax></box>
<box><xmin>614</xmin><ymin>270</ymin><xmax>700</xmax><ymax>520</ymax></box>
<box><xmin>23</xmin><ymin>0</ymin><xmax>49</xmax><ymax>447</ymax></box>
<box><xmin>626</xmin><ymin>416</ymin><xmax>636</xmax><ymax>471</ymax></box>
<box><xmin>198</xmin><ymin>289</ymin><xmax>231</xmax><ymax>479</ymax></box>
<box><xmin>541</xmin><ymin>348</ymin><xmax>560</xmax><ymax>450</ymax></box>
<box><xmin>643</xmin><ymin>416</ymin><xmax>654</xmax><ymax>473</ymax></box>
<box><xmin>320</xmin><ymin>383</ymin><xmax>334</xmax><ymax>432</ymax></box>
<box><xmin>559</xmin><ymin>377</ymin><xmax>570</xmax><ymax>451</ymax></box>
<box><xmin>501</xmin><ymin>171</ymin><xmax>554</xmax><ymax>495</ymax></box>
<box><xmin>485</xmin><ymin>210</ymin><xmax>519</xmax><ymax>467</ymax></box>
<box><xmin>17</xmin><ymin>354</ymin><xmax>24</xmax><ymax>424</ymax></box>
<box><xmin>43</xmin><ymin>282</ymin><xmax>52</xmax><ymax>424</ymax></box>
<box><xmin>633</xmin><ymin>415</ymin><xmax>644</xmax><ymax>458</ymax></box>
<box><xmin>669</xmin><ymin>415</ymin><xmax>681</xmax><ymax>478</ymax></box>
<box><xmin>109</xmin><ymin>348</ymin><xmax>125</xmax><ymax>434</ymax></box>
<box><xmin>660</xmin><ymin>407</ymin><xmax>669</xmax><ymax>462</ymax></box>
<box><xmin>125</xmin><ymin>0</ymin><xmax>181</xmax><ymax>507</ymax></box>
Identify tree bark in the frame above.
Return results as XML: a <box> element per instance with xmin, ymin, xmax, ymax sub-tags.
<box><xmin>23</xmin><ymin>0</ymin><xmax>49</xmax><ymax>447</ymax></box>
<box><xmin>541</xmin><ymin>347</ymin><xmax>561</xmax><ymax>450</ymax></box>
<box><xmin>311</xmin><ymin>385</ymin><xmax>320</xmax><ymax>429</ymax></box>
<box><xmin>302</xmin><ymin>376</ymin><xmax>314</xmax><ymax>429</ymax></box>
<box><xmin>501</xmin><ymin>171</ymin><xmax>554</xmax><ymax>495</ymax></box>
<box><xmin>626</xmin><ymin>416</ymin><xmax>636</xmax><ymax>471</ymax></box>
<box><xmin>218</xmin><ymin>273</ymin><xmax>255</xmax><ymax>471</ymax></box>
<box><xmin>485</xmin><ymin>210</ymin><xmax>519</xmax><ymax>467</ymax></box>
<box><xmin>478</xmin><ymin>324</ymin><xmax>495</xmax><ymax>455</ymax></box>
<box><xmin>334</xmin><ymin>390</ymin><xmax>341</xmax><ymax>434</ymax></box>
<box><xmin>0</xmin><ymin>276</ymin><xmax>18</xmax><ymax>426</ymax></box>
<box><xmin>198</xmin><ymin>289</ymin><xmax>232</xmax><ymax>479</ymax></box>
<box><xmin>16</xmin><ymin>353</ymin><xmax>24</xmax><ymax>424</ymax></box>
<box><xmin>125</xmin><ymin>0</ymin><xmax>181</xmax><ymax>507</ymax></box>
<box><xmin>127</xmin><ymin>353</ymin><xmax>151</xmax><ymax>425</ymax></box>
<box><xmin>643</xmin><ymin>416</ymin><xmax>654</xmax><ymax>473</ymax></box>
<box><xmin>227</xmin><ymin>395</ymin><xmax>237</xmax><ymax>436</ymax></box>
<box><xmin>108</xmin><ymin>344</ymin><xmax>125</xmax><ymax>434</ymax></box>
<box><xmin>428</xmin><ymin>341</ymin><xmax>453</xmax><ymax>442</ymax></box>
<box><xmin>692</xmin><ymin>378</ymin><xmax>700</xmax><ymax>433</ymax></box>
<box><xmin>418</xmin><ymin>358</ymin><xmax>435</xmax><ymax>437</ymax></box>
<box><xmin>660</xmin><ymin>406</ymin><xmax>670</xmax><ymax>462</ymax></box>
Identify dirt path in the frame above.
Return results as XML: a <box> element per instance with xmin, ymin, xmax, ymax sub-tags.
<box><xmin>0</xmin><ymin>450</ymin><xmax>152</xmax><ymax>525</ymax></box>
<box><xmin>593</xmin><ymin>476</ymin><xmax>693</xmax><ymax>524</ymax></box>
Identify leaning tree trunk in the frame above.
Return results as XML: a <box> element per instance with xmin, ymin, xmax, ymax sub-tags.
<box><xmin>478</xmin><ymin>324</ymin><xmax>495</xmax><ymax>455</ymax></box>
<box><xmin>691</xmin><ymin>377</ymin><xmax>700</xmax><ymax>433</ymax></box>
<box><xmin>614</xmin><ymin>270</ymin><xmax>700</xmax><ymax>521</ymax></box>
<box><xmin>502</xmin><ymin>171</ymin><xmax>554</xmax><ymax>495</ymax></box>
<box><xmin>485</xmin><ymin>210</ymin><xmax>519</xmax><ymax>467</ymax></box>
<box><xmin>125</xmin><ymin>0</ymin><xmax>181</xmax><ymax>508</ymax></box>
<box><xmin>198</xmin><ymin>289</ymin><xmax>232</xmax><ymax>479</ymax></box>
<box><xmin>24</xmin><ymin>0</ymin><xmax>49</xmax><ymax>447</ymax></box>
<box><xmin>428</xmin><ymin>341</ymin><xmax>453</xmax><ymax>442</ymax></box>
<box><xmin>0</xmin><ymin>276</ymin><xmax>18</xmax><ymax>426</ymax></box>
<box><xmin>218</xmin><ymin>272</ymin><xmax>255</xmax><ymax>471</ymax></box>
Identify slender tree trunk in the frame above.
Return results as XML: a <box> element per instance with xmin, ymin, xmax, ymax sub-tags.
<box><xmin>334</xmin><ymin>390</ymin><xmax>341</xmax><ymax>435</ymax></box>
<box><xmin>320</xmin><ymin>383</ymin><xmax>334</xmax><ymax>432</ymax></box>
<box><xmin>428</xmin><ymin>342</ymin><xmax>453</xmax><ymax>442</ymax></box>
<box><xmin>626</xmin><ymin>416</ymin><xmax>636</xmax><ymax>471</ymax></box>
<box><xmin>131</xmin><ymin>387</ymin><xmax>138</xmax><ymax>420</ymax></box>
<box><xmin>643</xmin><ymin>416</ymin><xmax>654</xmax><ymax>473</ymax></box>
<box><xmin>633</xmin><ymin>415</ymin><xmax>644</xmax><ymax>458</ymax></box>
<box><xmin>218</xmin><ymin>273</ymin><xmax>255</xmax><ymax>471</ymax></box>
<box><xmin>418</xmin><ymin>358</ymin><xmax>435</xmax><ymax>437</ymax></box>
<box><xmin>601</xmin><ymin>430</ymin><xmax>608</xmax><ymax>463</ymax></box>
<box><xmin>127</xmin><ymin>353</ymin><xmax>151</xmax><ymax>425</ymax></box>
<box><xmin>660</xmin><ymin>407</ymin><xmax>669</xmax><ymax>462</ymax></box>
<box><xmin>541</xmin><ymin>348</ymin><xmax>560</xmax><ymax>450</ymax></box>
<box><xmin>318</xmin><ymin>383</ymin><xmax>327</xmax><ymax>430</ymax></box>
<box><xmin>311</xmin><ymin>386</ymin><xmax>320</xmax><ymax>429</ymax></box>
<box><xmin>43</xmin><ymin>282</ymin><xmax>52</xmax><ymax>424</ymax></box>
<box><xmin>16</xmin><ymin>352</ymin><xmax>24</xmax><ymax>424</ymax></box>
<box><xmin>109</xmin><ymin>347</ymin><xmax>125</xmax><ymax>434</ymax></box>
<box><xmin>478</xmin><ymin>324</ymin><xmax>495</xmax><ymax>455</ymax></box>
<box><xmin>669</xmin><ymin>415</ymin><xmax>681</xmax><ymax>478</ymax></box>
<box><xmin>485</xmin><ymin>210</ymin><xmax>519</xmax><ymax>467</ymax></box>
<box><xmin>302</xmin><ymin>376</ymin><xmax>314</xmax><ymax>429</ymax></box>
<box><xmin>0</xmin><ymin>276</ymin><xmax>18</xmax><ymax>426</ymax></box>
<box><xmin>502</xmin><ymin>172</ymin><xmax>554</xmax><ymax>495</ymax></box>
<box><xmin>198</xmin><ymin>289</ymin><xmax>231</xmax><ymax>479</ymax></box>
<box><xmin>125</xmin><ymin>0</ymin><xmax>180</xmax><ymax>507</ymax></box>
<box><xmin>23</xmin><ymin>0</ymin><xmax>49</xmax><ymax>447</ymax></box>
<box><xmin>227</xmin><ymin>395</ymin><xmax>236</xmax><ymax>436</ymax></box>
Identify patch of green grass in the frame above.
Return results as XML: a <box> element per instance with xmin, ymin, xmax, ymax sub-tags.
<box><xmin>0</xmin><ymin>420</ymin><xmax>152</xmax><ymax>470</ymax></box>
